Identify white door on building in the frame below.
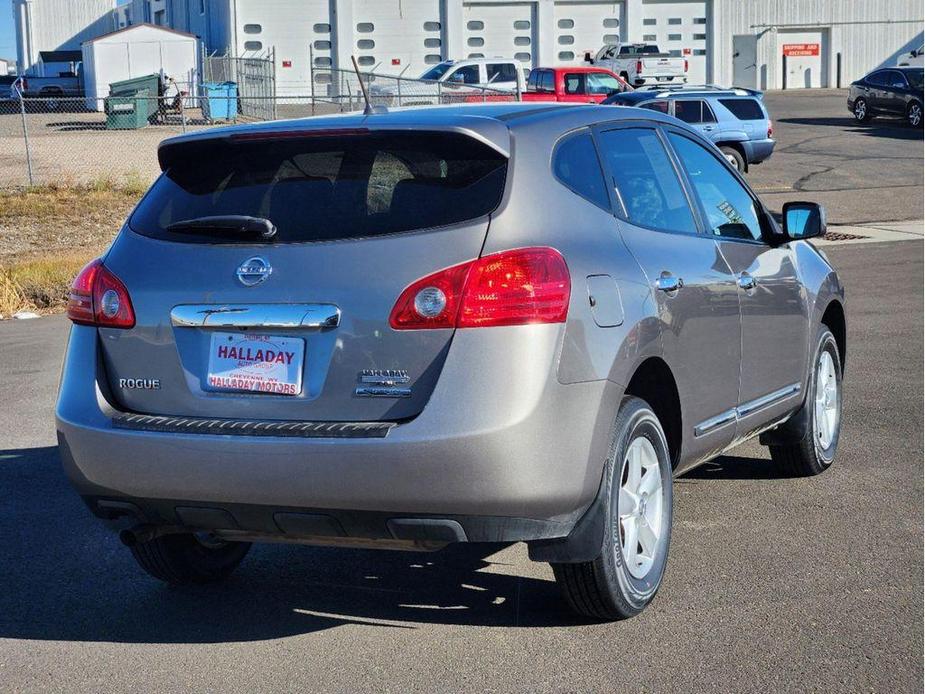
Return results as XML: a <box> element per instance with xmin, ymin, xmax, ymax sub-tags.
<box><xmin>354</xmin><ymin>0</ymin><xmax>443</xmax><ymax>77</ymax></box>
<box><xmin>777</xmin><ymin>29</ymin><xmax>827</xmax><ymax>89</ymax></box>
<box><xmin>732</xmin><ymin>34</ymin><xmax>758</xmax><ymax>89</ymax></box>
<box><xmin>553</xmin><ymin>2</ymin><xmax>625</xmax><ymax>65</ymax></box>
<box><xmin>463</xmin><ymin>2</ymin><xmax>537</xmax><ymax>68</ymax></box>
<box><xmin>641</xmin><ymin>0</ymin><xmax>709</xmax><ymax>84</ymax></box>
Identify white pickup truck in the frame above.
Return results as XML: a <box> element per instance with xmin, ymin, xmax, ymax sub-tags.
<box><xmin>585</xmin><ymin>43</ymin><xmax>688</xmax><ymax>88</ymax></box>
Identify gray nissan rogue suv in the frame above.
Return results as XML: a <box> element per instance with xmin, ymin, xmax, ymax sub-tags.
<box><xmin>56</xmin><ymin>103</ymin><xmax>846</xmax><ymax>621</ymax></box>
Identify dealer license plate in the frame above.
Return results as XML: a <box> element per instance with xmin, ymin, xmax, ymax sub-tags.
<box><xmin>206</xmin><ymin>332</ymin><xmax>304</xmax><ymax>396</ymax></box>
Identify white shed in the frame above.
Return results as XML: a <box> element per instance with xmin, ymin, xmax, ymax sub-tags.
<box><xmin>81</xmin><ymin>23</ymin><xmax>198</xmax><ymax>110</ymax></box>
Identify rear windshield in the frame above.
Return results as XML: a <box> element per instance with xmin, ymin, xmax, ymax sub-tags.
<box><xmin>131</xmin><ymin>132</ymin><xmax>507</xmax><ymax>243</ymax></box>
<box><xmin>718</xmin><ymin>98</ymin><xmax>765</xmax><ymax>120</ymax></box>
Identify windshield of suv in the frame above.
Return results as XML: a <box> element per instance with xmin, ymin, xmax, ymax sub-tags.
<box><xmin>419</xmin><ymin>63</ymin><xmax>454</xmax><ymax>81</ymax></box>
<box><xmin>132</xmin><ymin>132</ymin><xmax>508</xmax><ymax>244</ymax></box>
<box><xmin>905</xmin><ymin>69</ymin><xmax>924</xmax><ymax>89</ymax></box>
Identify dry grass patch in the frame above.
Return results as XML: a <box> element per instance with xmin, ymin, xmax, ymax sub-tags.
<box><xmin>0</xmin><ymin>177</ymin><xmax>144</xmax><ymax>316</ymax></box>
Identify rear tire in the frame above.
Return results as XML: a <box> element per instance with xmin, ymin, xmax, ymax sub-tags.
<box><xmin>129</xmin><ymin>533</ymin><xmax>251</xmax><ymax>585</ymax></box>
<box><xmin>719</xmin><ymin>145</ymin><xmax>746</xmax><ymax>173</ymax></box>
<box><xmin>853</xmin><ymin>97</ymin><xmax>871</xmax><ymax>122</ymax></box>
<box><xmin>552</xmin><ymin>396</ymin><xmax>673</xmax><ymax>621</ymax></box>
<box><xmin>769</xmin><ymin>326</ymin><xmax>842</xmax><ymax>477</ymax></box>
<box><xmin>907</xmin><ymin>100</ymin><xmax>922</xmax><ymax>128</ymax></box>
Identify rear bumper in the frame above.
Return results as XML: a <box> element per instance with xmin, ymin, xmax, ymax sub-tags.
<box><xmin>633</xmin><ymin>75</ymin><xmax>686</xmax><ymax>86</ymax></box>
<box><xmin>57</xmin><ymin>324</ymin><xmax>618</xmax><ymax>544</ymax></box>
<box><xmin>743</xmin><ymin>138</ymin><xmax>775</xmax><ymax>164</ymax></box>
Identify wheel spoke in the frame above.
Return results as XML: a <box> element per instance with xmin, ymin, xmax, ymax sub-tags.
<box><xmin>627</xmin><ymin>445</ymin><xmax>642</xmax><ymax>492</ymax></box>
<box><xmin>638</xmin><ymin>522</ymin><xmax>659</xmax><ymax>556</ymax></box>
<box><xmin>622</xmin><ymin>517</ymin><xmax>639</xmax><ymax>567</ymax></box>
<box><xmin>639</xmin><ymin>467</ymin><xmax>661</xmax><ymax>497</ymax></box>
<box><xmin>619</xmin><ymin>486</ymin><xmax>636</xmax><ymax>514</ymax></box>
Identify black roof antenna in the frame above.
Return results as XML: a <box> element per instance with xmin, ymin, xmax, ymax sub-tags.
<box><xmin>351</xmin><ymin>55</ymin><xmax>378</xmax><ymax>115</ymax></box>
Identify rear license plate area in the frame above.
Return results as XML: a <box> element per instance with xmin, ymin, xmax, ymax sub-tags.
<box><xmin>206</xmin><ymin>332</ymin><xmax>304</xmax><ymax>396</ymax></box>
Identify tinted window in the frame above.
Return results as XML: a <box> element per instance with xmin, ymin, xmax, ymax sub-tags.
<box><xmin>718</xmin><ymin>98</ymin><xmax>764</xmax><ymax>120</ymax></box>
<box><xmin>553</xmin><ymin>131</ymin><xmax>609</xmax><ymax>210</ymax></box>
<box><xmin>597</xmin><ymin>128</ymin><xmax>697</xmax><ymax>233</ymax></box>
<box><xmin>640</xmin><ymin>100</ymin><xmax>669</xmax><ymax>113</ymax></box>
<box><xmin>885</xmin><ymin>70</ymin><xmax>908</xmax><ymax>88</ymax></box>
<box><xmin>866</xmin><ymin>71</ymin><xmax>889</xmax><ymax>86</ymax></box>
<box><xmin>132</xmin><ymin>133</ymin><xmax>507</xmax><ymax>244</ymax></box>
<box><xmin>564</xmin><ymin>73</ymin><xmax>585</xmax><ymax>94</ymax></box>
<box><xmin>526</xmin><ymin>69</ymin><xmax>538</xmax><ymax>90</ymax></box>
<box><xmin>420</xmin><ymin>62</ymin><xmax>453</xmax><ymax>80</ymax></box>
<box><xmin>541</xmin><ymin>70</ymin><xmax>555</xmax><ymax>92</ymax></box>
<box><xmin>906</xmin><ymin>69</ymin><xmax>924</xmax><ymax>89</ymax></box>
<box><xmin>674</xmin><ymin>100</ymin><xmax>705</xmax><ymax>123</ymax></box>
<box><xmin>667</xmin><ymin>133</ymin><xmax>762</xmax><ymax>241</ymax></box>
<box><xmin>448</xmin><ymin>64</ymin><xmax>480</xmax><ymax>84</ymax></box>
<box><xmin>487</xmin><ymin>62</ymin><xmax>517</xmax><ymax>83</ymax></box>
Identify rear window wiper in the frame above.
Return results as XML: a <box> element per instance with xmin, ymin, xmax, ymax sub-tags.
<box><xmin>166</xmin><ymin>216</ymin><xmax>277</xmax><ymax>240</ymax></box>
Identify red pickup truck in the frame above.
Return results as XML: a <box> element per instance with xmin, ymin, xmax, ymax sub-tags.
<box><xmin>522</xmin><ymin>66</ymin><xmax>631</xmax><ymax>103</ymax></box>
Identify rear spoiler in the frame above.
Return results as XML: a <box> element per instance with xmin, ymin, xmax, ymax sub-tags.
<box><xmin>157</xmin><ymin>121</ymin><xmax>512</xmax><ymax>171</ymax></box>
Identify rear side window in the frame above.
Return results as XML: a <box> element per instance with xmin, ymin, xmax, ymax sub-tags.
<box><xmin>132</xmin><ymin>132</ymin><xmax>507</xmax><ymax>243</ymax></box>
<box><xmin>564</xmin><ymin>73</ymin><xmax>585</xmax><ymax>94</ymax></box>
<box><xmin>541</xmin><ymin>70</ymin><xmax>555</xmax><ymax>92</ymax></box>
<box><xmin>553</xmin><ymin>131</ymin><xmax>609</xmax><ymax>211</ymax></box>
<box><xmin>718</xmin><ymin>98</ymin><xmax>764</xmax><ymax>120</ymax></box>
<box><xmin>597</xmin><ymin>127</ymin><xmax>697</xmax><ymax>234</ymax></box>
<box><xmin>487</xmin><ymin>62</ymin><xmax>517</xmax><ymax>82</ymax></box>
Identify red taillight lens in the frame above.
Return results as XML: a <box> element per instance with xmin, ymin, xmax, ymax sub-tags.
<box><xmin>389</xmin><ymin>247</ymin><xmax>570</xmax><ymax>330</ymax></box>
<box><xmin>636</xmin><ymin>60</ymin><xmax>643</xmax><ymax>74</ymax></box>
<box><xmin>66</xmin><ymin>258</ymin><xmax>135</xmax><ymax>328</ymax></box>
<box><xmin>767</xmin><ymin>121</ymin><xmax>774</xmax><ymax>138</ymax></box>
<box><xmin>684</xmin><ymin>59</ymin><xmax>689</xmax><ymax>72</ymax></box>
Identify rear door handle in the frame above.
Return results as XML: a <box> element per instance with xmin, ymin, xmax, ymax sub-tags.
<box><xmin>737</xmin><ymin>273</ymin><xmax>757</xmax><ymax>291</ymax></box>
<box><xmin>655</xmin><ymin>275</ymin><xmax>683</xmax><ymax>293</ymax></box>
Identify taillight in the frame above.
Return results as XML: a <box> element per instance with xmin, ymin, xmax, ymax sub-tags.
<box><xmin>389</xmin><ymin>247</ymin><xmax>570</xmax><ymax>330</ymax></box>
<box><xmin>767</xmin><ymin>121</ymin><xmax>774</xmax><ymax>138</ymax></box>
<box><xmin>684</xmin><ymin>59</ymin><xmax>689</xmax><ymax>72</ymax></box>
<box><xmin>66</xmin><ymin>258</ymin><xmax>135</xmax><ymax>328</ymax></box>
<box><xmin>636</xmin><ymin>60</ymin><xmax>643</xmax><ymax>74</ymax></box>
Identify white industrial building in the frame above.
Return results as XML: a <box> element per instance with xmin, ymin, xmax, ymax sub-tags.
<box><xmin>13</xmin><ymin>0</ymin><xmax>925</xmax><ymax>90</ymax></box>
<box><xmin>12</xmin><ymin>0</ymin><xmax>116</xmax><ymax>75</ymax></box>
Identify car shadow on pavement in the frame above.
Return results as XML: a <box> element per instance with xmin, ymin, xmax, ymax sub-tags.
<box><xmin>777</xmin><ymin>116</ymin><xmax>924</xmax><ymax>140</ymax></box>
<box><xmin>0</xmin><ymin>446</ymin><xmax>591</xmax><ymax>644</ymax></box>
<box><xmin>681</xmin><ymin>454</ymin><xmax>785</xmax><ymax>481</ymax></box>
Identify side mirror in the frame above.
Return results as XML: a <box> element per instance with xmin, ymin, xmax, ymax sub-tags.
<box><xmin>783</xmin><ymin>201</ymin><xmax>826</xmax><ymax>240</ymax></box>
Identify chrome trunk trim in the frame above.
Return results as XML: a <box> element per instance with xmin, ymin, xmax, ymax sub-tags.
<box><xmin>171</xmin><ymin>303</ymin><xmax>341</xmax><ymax>329</ymax></box>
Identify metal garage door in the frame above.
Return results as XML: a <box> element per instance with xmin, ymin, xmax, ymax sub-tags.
<box><xmin>554</xmin><ymin>1</ymin><xmax>625</xmax><ymax>65</ymax></box>
<box><xmin>354</xmin><ymin>0</ymin><xmax>443</xmax><ymax>76</ymax></box>
<box><xmin>464</xmin><ymin>2</ymin><xmax>537</xmax><ymax>67</ymax></box>
<box><xmin>641</xmin><ymin>0</ymin><xmax>709</xmax><ymax>84</ymax></box>
<box><xmin>237</xmin><ymin>0</ymin><xmax>330</xmax><ymax>96</ymax></box>
<box><xmin>777</xmin><ymin>29</ymin><xmax>828</xmax><ymax>89</ymax></box>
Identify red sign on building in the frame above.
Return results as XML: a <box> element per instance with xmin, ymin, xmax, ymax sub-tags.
<box><xmin>782</xmin><ymin>43</ymin><xmax>820</xmax><ymax>57</ymax></box>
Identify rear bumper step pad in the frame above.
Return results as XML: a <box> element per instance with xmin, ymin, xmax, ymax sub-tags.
<box><xmin>112</xmin><ymin>413</ymin><xmax>395</xmax><ymax>438</ymax></box>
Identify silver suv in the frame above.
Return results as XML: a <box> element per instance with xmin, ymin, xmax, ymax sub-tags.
<box><xmin>56</xmin><ymin>103</ymin><xmax>846</xmax><ymax>621</ymax></box>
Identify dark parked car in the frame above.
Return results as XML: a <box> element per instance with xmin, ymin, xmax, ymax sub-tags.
<box><xmin>848</xmin><ymin>66</ymin><xmax>923</xmax><ymax>127</ymax></box>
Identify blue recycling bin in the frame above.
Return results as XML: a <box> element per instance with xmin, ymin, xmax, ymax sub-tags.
<box><xmin>200</xmin><ymin>81</ymin><xmax>237</xmax><ymax>121</ymax></box>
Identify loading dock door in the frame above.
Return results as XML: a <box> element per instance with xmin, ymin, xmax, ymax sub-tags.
<box><xmin>641</xmin><ymin>0</ymin><xmax>709</xmax><ymax>84</ymax></box>
<box><xmin>464</xmin><ymin>2</ymin><xmax>537</xmax><ymax>68</ymax></box>
<box><xmin>553</xmin><ymin>1</ymin><xmax>625</xmax><ymax>65</ymax></box>
<box><xmin>778</xmin><ymin>29</ymin><xmax>828</xmax><ymax>89</ymax></box>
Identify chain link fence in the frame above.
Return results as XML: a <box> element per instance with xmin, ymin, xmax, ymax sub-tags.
<box><xmin>1</xmin><ymin>68</ymin><xmax>521</xmax><ymax>189</ymax></box>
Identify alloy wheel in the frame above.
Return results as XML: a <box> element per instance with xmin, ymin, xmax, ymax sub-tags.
<box><xmin>909</xmin><ymin>103</ymin><xmax>922</xmax><ymax>127</ymax></box>
<box><xmin>854</xmin><ymin>100</ymin><xmax>867</xmax><ymax>121</ymax></box>
<box><xmin>814</xmin><ymin>350</ymin><xmax>839</xmax><ymax>450</ymax></box>
<box><xmin>616</xmin><ymin>436</ymin><xmax>665</xmax><ymax>579</ymax></box>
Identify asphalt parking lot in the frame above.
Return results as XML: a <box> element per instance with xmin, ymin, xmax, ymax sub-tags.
<box><xmin>0</xmin><ymin>91</ymin><xmax>923</xmax><ymax>692</ymax></box>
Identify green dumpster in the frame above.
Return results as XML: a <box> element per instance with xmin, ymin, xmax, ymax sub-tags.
<box><xmin>107</xmin><ymin>73</ymin><xmax>161</xmax><ymax>121</ymax></box>
<box><xmin>105</xmin><ymin>87</ymin><xmax>151</xmax><ymax>129</ymax></box>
